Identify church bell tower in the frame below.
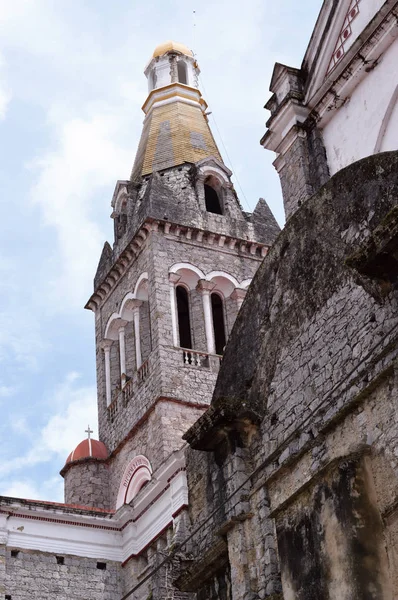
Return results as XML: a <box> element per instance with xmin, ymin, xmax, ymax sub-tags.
<box><xmin>61</xmin><ymin>40</ymin><xmax>279</xmax><ymax>595</ymax></box>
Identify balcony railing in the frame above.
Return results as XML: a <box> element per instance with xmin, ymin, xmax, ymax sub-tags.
<box><xmin>181</xmin><ymin>348</ymin><xmax>222</xmax><ymax>371</ymax></box>
<box><xmin>138</xmin><ymin>359</ymin><xmax>149</xmax><ymax>382</ymax></box>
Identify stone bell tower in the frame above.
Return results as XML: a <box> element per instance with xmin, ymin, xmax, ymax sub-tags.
<box><xmin>62</xmin><ymin>42</ymin><xmax>279</xmax><ymax>594</ymax></box>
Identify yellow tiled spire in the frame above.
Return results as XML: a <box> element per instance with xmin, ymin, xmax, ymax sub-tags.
<box><xmin>130</xmin><ymin>43</ymin><xmax>222</xmax><ymax>180</ymax></box>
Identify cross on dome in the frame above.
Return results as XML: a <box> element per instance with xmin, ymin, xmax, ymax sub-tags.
<box><xmin>85</xmin><ymin>425</ymin><xmax>93</xmax><ymax>440</ymax></box>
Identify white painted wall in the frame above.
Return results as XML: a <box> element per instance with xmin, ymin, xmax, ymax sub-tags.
<box><xmin>322</xmin><ymin>37</ymin><xmax>398</xmax><ymax>175</ymax></box>
<box><xmin>147</xmin><ymin>54</ymin><xmax>197</xmax><ymax>92</ymax></box>
<box><xmin>348</xmin><ymin>0</ymin><xmax>385</xmax><ymax>53</ymax></box>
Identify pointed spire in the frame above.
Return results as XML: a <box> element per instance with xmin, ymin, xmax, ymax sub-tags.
<box><xmin>251</xmin><ymin>198</ymin><xmax>281</xmax><ymax>245</ymax></box>
<box><xmin>130</xmin><ymin>42</ymin><xmax>223</xmax><ymax>180</ymax></box>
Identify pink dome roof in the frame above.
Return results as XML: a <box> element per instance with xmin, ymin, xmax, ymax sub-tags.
<box><xmin>65</xmin><ymin>438</ymin><xmax>108</xmax><ymax>465</ymax></box>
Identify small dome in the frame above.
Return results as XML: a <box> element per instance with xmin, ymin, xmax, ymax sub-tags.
<box><xmin>152</xmin><ymin>41</ymin><xmax>193</xmax><ymax>58</ymax></box>
<box><xmin>65</xmin><ymin>438</ymin><xmax>108</xmax><ymax>465</ymax></box>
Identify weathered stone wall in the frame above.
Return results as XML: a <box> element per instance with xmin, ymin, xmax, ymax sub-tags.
<box><xmin>107</xmin><ymin>400</ymin><xmax>204</xmax><ymax>509</ymax></box>
<box><xmin>178</xmin><ymin>151</ymin><xmax>398</xmax><ymax>599</ymax></box>
<box><xmin>63</xmin><ymin>460</ymin><xmax>110</xmax><ymax>510</ymax></box>
<box><xmin>95</xmin><ymin>171</ymin><xmax>271</xmax><ymax>457</ymax></box>
<box><xmin>4</xmin><ymin>548</ymin><xmax>123</xmax><ymax>599</ymax></box>
<box><xmin>278</xmin><ymin>122</ymin><xmax>329</xmax><ymax>220</ymax></box>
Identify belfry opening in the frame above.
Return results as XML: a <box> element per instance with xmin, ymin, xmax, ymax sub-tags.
<box><xmin>204</xmin><ymin>182</ymin><xmax>223</xmax><ymax>214</ymax></box>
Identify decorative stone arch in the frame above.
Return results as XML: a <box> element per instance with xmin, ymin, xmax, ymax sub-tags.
<box><xmin>116</xmin><ymin>455</ymin><xmax>152</xmax><ymax>509</ymax></box>
<box><xmin>195</xmin><ymin>157</ymin><xmax>233</xmax><ymax>216</ymax></box>
<box><xmin>134</xmin><ymin>272</ymin><xmax>149</xmax><ymax>300</ymax></box>
<box><xmin>374</xmin><ymin>85</ymin><xmax>398</xmax><ymax>153</ymax></box>
<box><xmin>111</xmin><ymin>181</ymin><xmax>130</xmax><ymax>215</ymax></box>
<box><xmin>168</xmin><ymin>263</ymin><xmax>206</xmax><ymax>348</ymax></box>
<box><xmin>205</xmin><ymin>271</ymin><xmax>239</xmax><ymax>355</ymax></box>
<box><xmin>169</xmin><ymin>262</ymin><xmax>205</xmax><ymax>289</ymax></box>
<box><xmin>196</xmin><ymin>157</ymin><xmax>232</xmax><ymax>185</ymax></box>
<box><xmin>206</xmin><ymin>271</ymin><xmax>240</xmax><ymax>298</ymax></box>
<box><xmin>240</xmin><ymin>278</ymin><xmax>252</xmax><ymax>289</ymax></box>
<box><xmin>104</xmin><ymin>312</ymin><xmax>126</xmax><ymax>341</ymax></box>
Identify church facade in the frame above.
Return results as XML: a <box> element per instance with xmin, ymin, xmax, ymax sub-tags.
<box><xmin>0</xmin><ymin>41</ymin><xmax>279</xmax><ymax>599</ymax></box>
<box><xmin>1</xmin><ymin>1</ymin><xmax>398</xmax><ymax>598</ymax></box>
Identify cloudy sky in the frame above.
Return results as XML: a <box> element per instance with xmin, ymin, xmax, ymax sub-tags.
<box><xmin>0</xmin><ymin>0</ymin><xmax>321</xmax><ymax>502</ymax></box>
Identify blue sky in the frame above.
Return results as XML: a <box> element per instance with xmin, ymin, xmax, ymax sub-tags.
<box><xmin>0</xmin><ymin>0</ymin><xmax>321</xmax><ymax>502</ymax></box>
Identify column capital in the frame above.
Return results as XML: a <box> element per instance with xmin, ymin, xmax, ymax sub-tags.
<box><xmin>196</xmin><ymin>279</ymin><xmax>216</xmax><ymax>293</ymax></box>
<box><xmin>231</xmin><ymin>288</ymin><xmax>247</xmax><ymax>301</ymax></box>
<box><xmin>169</xmin><ymin>272</ymin><xmax>182</xmax><ymax>285</ymax></box>
<box><xmin>123</xmin><ymin>298</ymin><xmax>142</xmax><ymax>312</ymax></box>
<box><xmin>100</xmin><ymin>339</ymin><xmax>113</xmax><ymax>352</ymax></box>
<box><xmin>117</xmin><ymin>319</ymin><xmax>128</xmax><ymax>331</ymax></box>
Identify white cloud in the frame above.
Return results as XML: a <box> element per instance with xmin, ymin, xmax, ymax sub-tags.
<box><xmin>0</xmin><ymin>52</ymin><xmax>11</xmax><ymax>119</ymax></box>
<box><xmin>0</xmin><ymin>85</ymin><xmax>9</xmax><ymax>118</ymax></box>
<box><xmin>0</xmin><ymin>385</ymin><xmax>16</xmax><ymax>398</ymax></box>
<box><xmin>0</xmin><ymin>83</ymin><xmax>10</xmax><ymax>119</ymax></box>
<box><xmin>2</xmin><ymin>475</ymin><xmax>63</xmax><ymax>502</ymax></box>
<box><xmin>0</xmin><ymin>372</ymin><xmax>98</xmax><ymax>478</ymax></box>
<box><xmin>40</xmin><ymin>372</ymin><xmax>98</xmax><ymax>457</ymax></box>
<box><xmin>29</xmin><ymin>112</ymin><xmax>133</xmax><ymax>310</ymax></box>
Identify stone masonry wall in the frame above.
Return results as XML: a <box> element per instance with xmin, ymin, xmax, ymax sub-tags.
<box><xmin>107</xmin><ymin>400</ymin><xmax>204</xmax><ymax>509</ymax></box>
<box><xmin>279</xmin><ymin>122</ymin><xmax>329</xmax><ymax>220</ymax></box>
<box><xmin>63</xmin><ymin>460</ymin><xmax>110</xmax><ymax>510</ymax></box>
<box><xmin>178</xmin><ymin>151</ymin><xmax>398</xmax><ymax>599</ymax></box>
<box><xmin>4</xmin><ymin>548</ymin><xmax>123</xmax><ymax>600</ymax></box>
<box><xmin>96</xmin><ymin>221</ymin><xmax>263</xmax><ymax>455</ymax></box>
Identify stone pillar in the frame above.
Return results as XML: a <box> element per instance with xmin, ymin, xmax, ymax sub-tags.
<box><xmin>101</xmin><ymin>340</ymin><xmax>113</xmax><ymax>407</ymax></box>
<box><xmin>197</xmin><ymin>279</ymin><xmax>216</xmax><ymax>354</ymax></box>
<box><xmin>231</xmin><ymin>288</ymin><xmax>247</xmax><ymax>311</ymax></box>
<box><xmin>169</xmin><ymin>273</ymin><xmax>181</xmax><ymax>347</ymax></box>
<box><xmin>118</xmin><ymin>326</ymin><xmax>126</xmax><ymax>385</ymax></box>
<box><xmin>169</xmin><ymin>53</ymin><xmax>178</xmax><ymax>83</ymax></box>
<box><xmin>131</xmin><ymin>301</ymin><xmax>142</xmax><ymax>369</ymax></box>
<box><xmin>223</xmin><ymin>448</ymin><xmax>259</xmax><ymax>600</ymax></box>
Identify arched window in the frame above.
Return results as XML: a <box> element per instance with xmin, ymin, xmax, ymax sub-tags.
<box><xmin>176</xmin><ymin>286</ymin><xmax>192</xmax><ymax>349</ymax></box>
<box><xmin>204</xmin><ymin>183</ymin><xmax>223</xmax><ymax>215</ymax></box>
<box><xmin>211</xmin><ymin>293</ymin><xmax>226</xmax><ymax>355</ymax></box>
<box><xmin>177</xmin><ymin>60</ymin><xmax>188</xmax><ymax>85</ymax></box>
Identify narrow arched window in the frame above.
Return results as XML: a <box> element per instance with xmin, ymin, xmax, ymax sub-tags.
<box><xmin>177</xmin><ymin>60</ymin><xmax>188</xmax><ymax>85</ymax></box>
<box><xmin>176</xmin><ymin>286</ymin><xmax>192</xmax><ymax>349</ymax></box>
<box><xmin>205</xmin><ymin>183</ymin><xmax>223</xmax><ymax>214</ymax></box>
<box><xmin>211</xmin><ymin>293</ymin><xmax>226</xmax><ymax>355</ymax></box>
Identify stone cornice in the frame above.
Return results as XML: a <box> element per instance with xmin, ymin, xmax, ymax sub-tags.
<box><xmin>183</xmin><ymin>396</ymin><xmax>262</xmax><ymax>452</ymax></box>
<box><xmin>85</xmin><ymin>219</ymin><xmax>269</xmax><ymax>312</ymax></box>
<box><xmin>142</xmin><ymin>82</ymin><xmax>207</xmax><ymax>115</ymax></box>
<box><xmin>260</xmin><ymin>98</ymin><xmax>309</xmax><ymax>152</ymax></box>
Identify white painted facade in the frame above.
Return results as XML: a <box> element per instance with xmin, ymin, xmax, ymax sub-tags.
<box><xmin>0</xmin><ymin>449</ymin><xmax>187</xmax><ymax>564</ymax></box>
<box><xmin>262</xmin><ymin>0</ymin><xmax>398</xmax><ymax>190</ymax></box>
<box><xmin>320</xmin><ymin>22</ymin><xmax>398</xmax><ymax>174</ymax></box>
<box><xmin>144</xmin><ymin>51</ymin><xmax>199</xmax><ymax>92</ymax></box>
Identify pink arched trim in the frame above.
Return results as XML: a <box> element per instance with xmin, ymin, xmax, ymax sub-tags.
<box><xmin>116</xmin><ymin>455</ymin><xmax>152</xmax><ymax>509</ymax></box>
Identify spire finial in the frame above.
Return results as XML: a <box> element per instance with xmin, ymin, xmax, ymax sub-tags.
<box><xmin>85</xmin><ymin>425</ymin><xmax>93</xmax><ymax>440</ymax></box>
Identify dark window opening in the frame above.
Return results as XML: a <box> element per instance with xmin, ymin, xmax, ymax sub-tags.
<box><xmin>211</xmin><ymin>293</ymin><xmax>226</xmax><ymax>355</ymax></box>
<box><xmin>97</xmin><ymin>562</ymin><xmax>107</xmax><ymax>570</ymax></box>
<box><xmin>205</xmin><ymin>184</ymin><xmax>222</xmax><ymax>214</ymax></box>
<box><xmin>5</xmin><ymin>595</ymin><xmax>11</xmax><ymax>599</ymax></box>
<box><xmin>177</xmin><ymin>61</ymin><xmax>188</xmax><ymax>84</ymax></box>
<box><xmin>176</xmin><ymin>286</ymin><xmax>192</xmax><ymax>349</ymax></box>
<box><xmin>10</xmin><ymin>551</ymin><xmax>19</xmax><ymax>558</ymax></box>
<box><xmin>56</xmin><ymin>556</ymin><xmax>64</xmax><ymax>565</ymax></box>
